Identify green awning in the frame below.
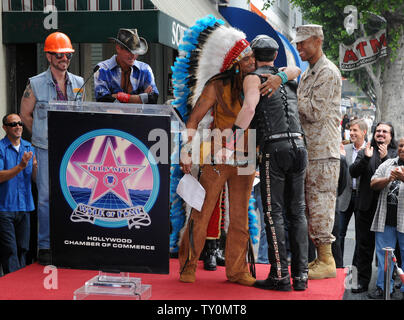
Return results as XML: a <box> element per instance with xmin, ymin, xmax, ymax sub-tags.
<box><xmin>2</xmin><ymin>10</ymin><xmax>190</xmax><ymax>49</ymax></box>
<box><xmin>2</xmin><ymin>0</ymin><xmax>227</xmax><ymax>49</ymax></box>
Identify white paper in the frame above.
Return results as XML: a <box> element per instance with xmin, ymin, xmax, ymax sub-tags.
<box><xmin>253</xmin><ymin>177</ymin><xmax>260</xmax><ymax>187</ymax></box>
<box><xmin>176</xmin><ymin>174</ymin><xmax>206</xmax><ymax>211</ymax></box>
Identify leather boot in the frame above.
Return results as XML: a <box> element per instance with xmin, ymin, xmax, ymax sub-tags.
<box><xmin>180</xmin><ymin>263</ymin><xmax>197</xmax><ymax>283</ymax></box>
<box><xmin>215</xmin><ymin>247</ymin><xmax>226</xmax><ymax>267</ymax></box>
<box><xmin>292</xmin><ymin>272</ymin><xmax>308</xmax><ymax>291</ymax></box>
<box><xmin>254</xmin><ymin>274</ymin><xmax>292</xmax><ymax>291</ymax></box>
<box><xmin>217</xmin><ymin>234</ymin><xmax>226</xmax><ymax>266</ymax></box>
<box><xmin>203</xmin><ymin>239</ymin><xmax>217</xmax><ymax>271</ymax></box>
<box><xmin>308</xmin><ymin>244</ymin><xmax>336</xmax><ymax>280</ymax></box>
<box><xmin>308</xmin><ymin>259</ymin><xmax>318</xmax><ymax>268</ymax></box>
<box><xmin>230</xmin><ymin>273</ymin><xmax>256</xmax><ymax>286</ymax></box>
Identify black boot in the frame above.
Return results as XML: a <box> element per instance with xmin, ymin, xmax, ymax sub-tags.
<box><xmin>292</xmin><ymin>272</ymin><xmax>308</xmax><ymax>291</ymax></box>
<box><xmin>203</xmin><ymin>239</ymin><xmax>217</xmax><ymax>271</ymax></box>
<box><xmin>216</xmin><ymin>233</ymin><xmax>226</xmax><ymax>266</ymax></box>
<box><xmin>215</xmin><ymin>245</ymin><xmax>225</xmax><ymax>266</ymax></box>
<box><xmin>254</xmin><ymin>274</ymin><xmax>292</xmax><ymax>291</ymax></box>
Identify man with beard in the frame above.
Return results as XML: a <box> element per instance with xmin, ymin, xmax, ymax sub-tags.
<box><xmin>350</xmin><ymin>122</ymin><xmax>398</xmax><ymax>294</ymax></box>
<box><xmin>20</xmin><ymin>32</ymin><xmax>84</xmax><ymax>265</ymax></box>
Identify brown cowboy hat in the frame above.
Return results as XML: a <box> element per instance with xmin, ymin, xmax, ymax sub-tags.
<box><xmin>109</xmin><ymin>28</ymin><xmax>148</xmax><ymax>55</ymax></box>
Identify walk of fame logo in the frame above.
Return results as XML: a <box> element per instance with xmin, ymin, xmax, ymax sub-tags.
<box><xmin>59</xmin><ymin>129</ymin><xmax>160</xmax><ymax>229</ymax></box>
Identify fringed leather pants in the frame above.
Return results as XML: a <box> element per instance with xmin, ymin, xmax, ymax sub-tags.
<box><xmin>179</xmin><ymin>164</ymin><xmax>255</xmax><ymax>282</ymax></box>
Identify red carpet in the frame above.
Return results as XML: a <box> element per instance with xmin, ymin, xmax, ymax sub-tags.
<box><xmin>0</xmin><ymin>259</ymin><xmax>345</xmax><ymax>300</ymax></box>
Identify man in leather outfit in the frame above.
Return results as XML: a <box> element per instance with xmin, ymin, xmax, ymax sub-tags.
<box><xmin>234</xmin><ymin>35</ymin><xmax>309</xmax><ymax>291</ymax></box>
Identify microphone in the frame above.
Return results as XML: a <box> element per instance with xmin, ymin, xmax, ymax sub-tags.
<box><xmin>74</xmin><ymin>65</ymin><xmax>100</xmax><ymax>101</ymax></box>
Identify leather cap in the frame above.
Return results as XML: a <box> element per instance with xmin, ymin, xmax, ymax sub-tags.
<box><xmin>250</xmin><ymin>35</ymin><xmax>279</xmax><ymax>51</ymax></box>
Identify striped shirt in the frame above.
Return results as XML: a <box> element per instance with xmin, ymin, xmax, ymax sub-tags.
<box><xmin>371</xmin><ymin>157</ymin><xmax>404</xmax><ymax>233</ymax></box>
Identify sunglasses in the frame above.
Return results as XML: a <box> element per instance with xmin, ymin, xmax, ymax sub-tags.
<box><xmin>5</xmin><ymin>121</ymin><xmax>24</xmax><ymax>127</ymax></box>
<box><xmin>49</xmin><ymin>52</ymin><xmax>73</xmax><ymax>60</ymax></box>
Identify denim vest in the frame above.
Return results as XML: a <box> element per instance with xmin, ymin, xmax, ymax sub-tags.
<box><xmin>29</xmin><ymin>68</ymin><xmax>84</xmax><ymax>149</ymax></box>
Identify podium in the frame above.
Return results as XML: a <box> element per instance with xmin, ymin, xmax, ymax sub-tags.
<box><xmin>47</xmin><ymin>101</ymin><xmax>184</xmax><ymax>299</ymax></box>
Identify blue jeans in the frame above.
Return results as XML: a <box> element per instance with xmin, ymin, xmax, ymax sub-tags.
<box><xmin>35</xmin><ymin>147</ymin><xmax>50</xmax><ymax>249</ymax></box>
<box><xmin>0</xmin><ymin>212</ymin><xmax>30</xmax><ymax>274</ymax></box>
<box><xmin>375</xmin><ymin>226</ymin><xmax>404</xmax><ymax>293</ymax></box>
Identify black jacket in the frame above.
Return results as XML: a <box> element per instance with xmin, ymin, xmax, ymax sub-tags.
<box><xmin>349</xmin><ymin>145</ymin><xmax>397</xmax><ymax>211</ymax></box>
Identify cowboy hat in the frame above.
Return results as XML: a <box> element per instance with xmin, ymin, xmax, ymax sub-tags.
<box><xmin>109</xmin><ymin>28</ymin><xmax>148</xmax><ymax>55</ymax></box>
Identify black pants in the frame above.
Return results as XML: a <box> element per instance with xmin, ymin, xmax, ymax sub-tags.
<box><xmin>259</xmin><ymin>139</ymin><xmax>308</xmax><ymax>279</ymax></box>
<box><xmin>356</xmin><ymin>202</ymin><xmax>377</xmax><ymax>286</ymax></box>
<box><xmin>339</xmin><ymin>191</ymin><xmax>359</xmax><ymax>267</ymax></box>
<box><xmin>332</xmin><ymin>210</ymin><xmax>343</xmax><ymax>268</ymax></box>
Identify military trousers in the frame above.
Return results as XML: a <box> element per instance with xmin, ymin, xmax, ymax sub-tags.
<box><xmin>305</xmin><ymin>159</ymin><xmax>340</xmax><ymax>246</ymax></box>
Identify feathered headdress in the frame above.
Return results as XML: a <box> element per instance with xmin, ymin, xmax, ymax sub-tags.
<box><xmin>169</xmin><ymin>16</ymin><xmax>255</xmax><ymax>254</ymax></box>
<box><xmin>171</xmin><ymin>15</ymin><xmax>250</xmax><ymax>126</ymax></box>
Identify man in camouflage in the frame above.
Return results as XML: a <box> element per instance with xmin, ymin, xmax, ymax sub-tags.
<box><xmin>294</xmin><ymin>24</ymin><xmax>342</xmax><ymax>279</ymax></box>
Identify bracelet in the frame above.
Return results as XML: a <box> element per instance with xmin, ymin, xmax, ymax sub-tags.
<box><xmin>276</xmin><ymin>71</ymin><xmax>288</xmax><ymax>84</ymax></box>
<box><xmin>117</xmin><ymin>92</ymin><xmax>130</xmax><ymax>103</ymax></box>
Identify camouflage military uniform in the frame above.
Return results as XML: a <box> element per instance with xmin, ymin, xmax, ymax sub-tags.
<box><xmin>297</xmin><ymin>54</ymin><xmax>342</xmax><ymax>245</ymax></box>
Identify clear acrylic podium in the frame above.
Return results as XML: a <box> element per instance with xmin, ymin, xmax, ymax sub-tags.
<box><xmin>48</xmin><ymin>100</ymin><xmax>185</xmax><ymax>129</ymax></box>
<box><xmin>47</xmin><ymin>100</ymin><xmax>184</xmax><ymax>300</ymax></box>
<box><xmin>73</xmin><ymin>271</ymin><xmax>152</xmax><ymax>300</ymax></box>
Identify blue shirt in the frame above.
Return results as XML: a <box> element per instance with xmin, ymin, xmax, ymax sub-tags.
<box><xmin>94</xmin><ymin>55</ymin><xmax>159</xmax><ymax>103</ymax></box>
<box><xmin>0</xmin><ymin>137</ymin><xmax>35</xmax><ymax>212</ymax></box>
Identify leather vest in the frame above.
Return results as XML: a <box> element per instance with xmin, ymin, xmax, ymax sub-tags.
<box><xmin>250</xmin><ymin>65</ymin><xmax>304</xmax><ymax>147</ymax></box>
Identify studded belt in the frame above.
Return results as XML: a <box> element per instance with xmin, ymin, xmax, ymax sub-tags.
<box><xmin>267</xmin><ymin>132</ymin><xmax>303</xmax><ymax>141</ymax></box>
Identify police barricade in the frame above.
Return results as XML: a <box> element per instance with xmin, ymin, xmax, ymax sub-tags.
<box><xmin>47</xmin><ymin>101</ymin><xmax>184</xmax><ymax>299</ymax></box>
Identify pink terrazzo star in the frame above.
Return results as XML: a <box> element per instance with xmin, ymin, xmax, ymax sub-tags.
<box><xmin>76</xmin><ymin>138</ymin><xmax>143</xmax><ymax>206</ymax></box>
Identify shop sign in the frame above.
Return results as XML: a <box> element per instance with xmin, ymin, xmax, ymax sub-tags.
<box><xmin>339</xmin><ymin>29</ymin><xmax>387</xmax><ymax>71</ymax></box>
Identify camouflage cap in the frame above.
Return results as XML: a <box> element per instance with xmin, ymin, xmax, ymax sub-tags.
<box><xmin>292</xmin><ymin>24</ymin><xmax>323</xmax><ymax>44</ymax></box>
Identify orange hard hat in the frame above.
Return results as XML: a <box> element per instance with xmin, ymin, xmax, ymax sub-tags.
<box><xmin>44</xmin><ymin>32</ymin><xmax>74</xmax><ymax>53</ymax></box>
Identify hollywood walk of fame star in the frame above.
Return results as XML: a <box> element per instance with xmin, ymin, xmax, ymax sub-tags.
<box><xmin>76</xmin><ymin>138</ymin><xmax>144</xmax><ymax>206</ymax></box>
